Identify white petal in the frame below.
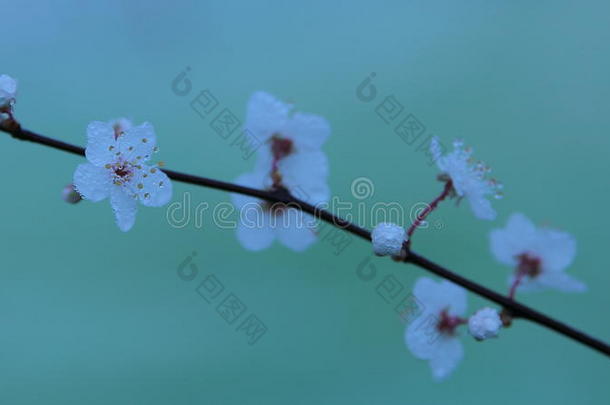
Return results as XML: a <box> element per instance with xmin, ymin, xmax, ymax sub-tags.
<box><xmin>253</xmin><ymin>145</ymin><xmax>274</xmax><ymax>174</ymax></box>
<box><xmin>535</xmin><ymin>228</ymin><xmax>576</xmax><ymax>273</ymax></box>
<box><xmin>110</xmin><ymin>186</ymin><xmax>138</xmax><ymax>232</ymax></box>
<box><xmin>467</xmin><ymin>193</ymin><xmax>496</xmax><ymax>221</ymax></box>
<box><xmin>85</xmin><ymin>121</ymin><xmax>118</xmax><ymax>166</ymax></box>
<box><xmin>490</xmin><ymin>213</ymin><xmax>537</xmax><ymax>266</ymax></box>
<box><xmin>245</xmin><ymin>91</ymin><xmax>291</xmax><ymax>143</ymax></box>
<box><xmin>538</xmin><ymin>272</ymin><xmax>587</xmax><ymax>293</ymax></box>
<box><xmin>231</xmin><ymin>170</ymin><xmax>269</xmax><ymax>210</ymax></box>
<box><xmin>429</xmin><ymin>337</ymin><xmax>464</xmax><ymax>381</ymax></box>
<box><xmin>0</xmin><ymin>74</ymin><xmax>17</xmax><ymax>104</ymax></box>
<box><xmin>236</xmin><ymin>205</ymin><xmax>275</xmax><ymax>251</ymax></box>
<box><xmin>73</xmin><ymin>163</ymin><xmax>111</xmax><ymax>202</ymax></box>
<box><xmin>412</xmin><ymin>277</ymin><xmax>467</xmax><ymax>317</ymax></box>
<box><xmin>490</xmin><ymin>229</ymin><xmax>517</xmax><ymax>267</ymax></box>
<box><xmin>137</xmin><ymin>166</ymin><xmax>172</xmax><ymax>207</ymax></box>
<box><xmin>285</xmin><ymin>112</ymin><xmax>330</xmax><ymax>151</ymax></box>
<box><xmin>437</xmin><ymin>280</ymin><xmax>468</xmax><ymax>317</ymax></box>
<box><xmin>405</xmin><ymin>317</ymin><xmax>441</xmax><ymax>360</ymax></box>
<box><xmin>231</xmin><ymin>170</ymin><xmax>275</xmax><ymax>251</ymax></box>
<box><xmin>506</xmin><ymin>213</ymin><xmax>537</xmax><ymax>240</ymax></box>
<box><xmin>430</xmin><ymin>137</ymin><xmax>443</xmax><ymax>168</ymax></box>
<box><xmin>118</xmin><ymin>122</ymin><xmax>157</xmax><ymax>162</ymax></box>
<box><xmin>0</xmin><ymin>74</ymin><xmax>18</xmax><ymax>95</ymax></box>
<box><xmin>413</xmin><ymin>277</ymin><xmax>446</xmax><ymax>315</ymax></box>
<box><xmin>275</xmin><ymin>209</ymin><xmax>317</xmax><ymax>252</ymax></box>
<box><xmin>279</xmin><ymin>151</ymin><xmax>330</xmax><ymax>205</ymax></box>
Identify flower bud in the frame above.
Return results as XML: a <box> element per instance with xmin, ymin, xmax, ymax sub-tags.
<box><xmin>468</xmin><ymin>307</ymin><xmax>502</xmax><ymax>341</ymax></box>
<box><xmin>371</xmin><ymin>222</ymin><xmax>406</xmax><ymax>256</ymax></box>
<box><xmin>62</xmin><ymin>184</ymin><xmax>82</xmax><ymax>204</ymax></box>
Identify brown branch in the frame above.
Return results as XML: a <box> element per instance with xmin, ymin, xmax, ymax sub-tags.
<box><xmin>2</xmin><ymin>122</ymin><xmax>609</xmax><ymax>358</ymax></box>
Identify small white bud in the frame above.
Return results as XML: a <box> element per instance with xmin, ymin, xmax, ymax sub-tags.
<box><xmin>62</xmin><ymin>184</ymin><xmax>82</xmax><ymax>204</ymax></box>
<box><xmin>468</xmin><ymin>307</ymin><xmax>502</xmax><ymax>341</ymax></box>
<box><xmin>371</xmin><ymin>222</ymin><xmax>406</xmax><ymax>256</ymax></box>
<box><xmin>0</xmin><ymin>74</ymin><xmax>18</xmax><ymax>108</ymax></box>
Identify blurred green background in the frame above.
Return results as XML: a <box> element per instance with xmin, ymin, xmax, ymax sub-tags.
<box><xmin>1</xmin><ymin>0</ymin><xmax>609</xmax><ymax>403</ymax></box>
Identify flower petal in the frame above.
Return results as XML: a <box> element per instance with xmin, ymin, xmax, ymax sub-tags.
<box><xmin>405</xmin><ymin>317</ymin><xmax>441</xmax><ymax>360</ymax></box>
<box><xmin>85</xmin><ymin>121</ymin><xmax>118</xmax><ymax>166</ymax></box>
<box><xmin>253</xmin><ymin>146</ymin><xmax>274</xmax><ymax>175</ymax></box>
<box><xmin>118</xmin><ymin>122</ymin><xmax>157</xmax><ymax>162</ymax></box>
<box><xmin>430</xmin><ymin>137</ymin><xmax>443</xmax><ymax>168</ymax></box>
<box><xmin>73</xmin><ymin>163</ymin><xmax>111</xmax><ymax>202</ymax></box>
<box><xmin>429</xmin><ymin>337</ymin><xmax>463</xmax><ymax>381</ymax></box>
<box><xmin>467</xmin><ymin>192</ymin><xmax>496</xmax><ymax>221</ymax></box>
<box><xmin>275</xmin><ymin>209</ymin><xmax>317</xmax><ymax>252</ymax></box>
<box><xmin>0</xmin><ymin>74</ymin><xmax>17</xmax><ymax>105</ymax></box>
<box><xmin>535</xmin><ymin>228</ymin><xmax>576</xmax><ymax>273</ymax></box>
<box><xmin>279</xmin><ymin>151</ymin><xmax>330</xmax><ymax>205</ymax></box>
<box><xmin>110</xmin><ymin>186</ymin><xmax>138</xmax><ymax>232</ymax></box>
<box><xmin>137</xmin><ymin>166</ymin><xmax>172</xmax><ymax>207</ymax></box>
<box><xmin>0</xmin><ymin>74</ymin><xmax>18</xmax><ymax>95</ymax></box>
<box><xmin>412</xmin><ymin>277</ymin><xmax>445</xmax><ymax>316</ymax></box>
<box><xmin>437</xmin><ymin>280</ymin><xmax>467</xmax><ymax>317</ymax></box>
<box><xmin>245</xmin><ymin>91</ymin><xmax>291</xmax><ymax>143</ymax></box>
<box><xmin>538</xmin><ymin>272</ymin><xmax>587</xmax><ymax>293</ymax></box>
<box><xmin>490</xmin><ymin>213</ymin><xmax>537</xmax><ymax>266</ymax></box>
<box><xmin>412</xmin><ymin>277</ymin><xmax>467</xmax><ymax>317</ymax></box>
<box><xmin>236</xmin><ymin>205</ymin><xmax>275</xmax><ymax>251</ymax></box>
<box><xmin>285</xmin><ymin>112</ymin><xmax>330</xmax><ymax>151</ymax></box>
<box><xmin>231</xmin><ymin>170</ymin><xmax>269</xmax><ymax>210</ymax></box>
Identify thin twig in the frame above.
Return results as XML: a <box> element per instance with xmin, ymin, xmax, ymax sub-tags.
<box><xmin>406</xmin><ymin>179</ymin><xmax>453</xmax><ymax>241</ymax></box>
<box><xmin>2</xmin><ymin>123</ymin><xmax>609</xmax><ymax>358</ymax></box>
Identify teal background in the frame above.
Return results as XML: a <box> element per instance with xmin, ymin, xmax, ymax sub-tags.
<box><xmin>1</xmin><ymin>0</ymin><xmax>609</xmax><ymax>403</ymax></box>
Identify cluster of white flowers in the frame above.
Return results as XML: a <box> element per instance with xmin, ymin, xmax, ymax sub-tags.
<box><xmin>361</xmin><ymin>137</ymin><xmax>585</xmax><ymax>380</ymax></box>
<box><xmin>73</xmin><ymin>119</ymin><xmax>172</xmax><ymax>231</ymax></box>
<box><xmin>231</xmin><ymin>91</ymin><xmax>331</xmax><ymax>251</ymax></box>
<box><xmin>405</xmin><ymin>278</ymin><xmax>503</xmax><ymax>380</ymax></box>
<box><xmin>2</xmin><ymin>73</ymin><xmax>588</xmax><ymax>382</ymax></box>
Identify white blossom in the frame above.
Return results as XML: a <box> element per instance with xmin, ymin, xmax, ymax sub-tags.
<box><xmin>430</xmin><ymin>137</ymin><xmax>502</xmax><ymax>220</ymax></box>
<box><xmin>73</xmin><ymin>119</ymin><xmax>172</xmax><ymax>231</ymax></box>
<box><xmin>490</xmin><ymin>213</ymin><xmax>586</xmax><ymax>293</ymax></box>
<box><xmin>468</xmin><ymin>307</ymin><xmax>502</xmax><ymax>341</ymax></box>
<box><xmin>231</xmin><ymin>92</ymin><xmax>330</xmax><ymax>251</ymax></box>
<box><xmin>405</xmin><ymin>277</ymin><xmax>467</xmax><ymax>381</ymax></box>
<box><xmin>371</xmin><ymin>222</ymin><xmax>406</xmax><ymax>256</ymax></box>
<box><xmin>247</xmin><ymin>91</ymin><xmax>330</xmax><ymax>156</ymax></box>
